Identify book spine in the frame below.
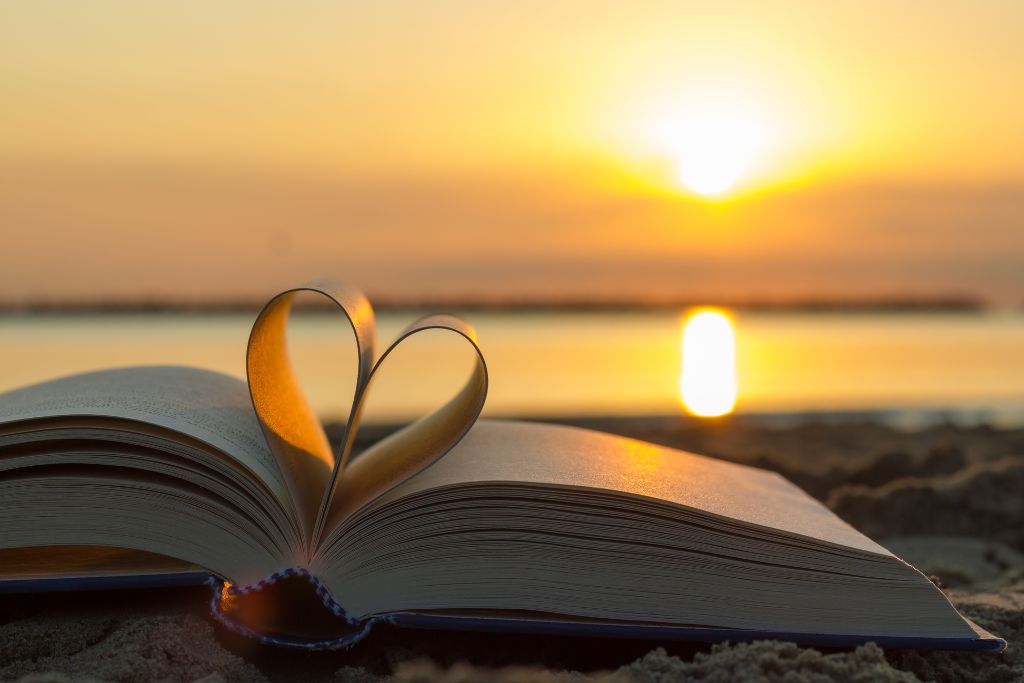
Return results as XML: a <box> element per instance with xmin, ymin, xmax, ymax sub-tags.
<box><xmin>207</xmin><ymin>567</ymin><xmax>393</xmax><ymax>650</ymax></box>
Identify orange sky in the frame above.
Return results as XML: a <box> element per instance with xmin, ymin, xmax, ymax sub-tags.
<box><xmin>1</xmin><ymin>1</ymin><xmax>1022</xmax><ymax>304</ymax></box>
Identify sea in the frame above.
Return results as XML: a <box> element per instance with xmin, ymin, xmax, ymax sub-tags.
<box><xmin>2</xmin><ymin>309</ymin><xmax>1023</xmax><ymax>428</ymax></box>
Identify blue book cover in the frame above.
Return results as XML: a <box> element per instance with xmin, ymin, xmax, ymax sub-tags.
<box><xmin>0</xmin><ymin>569</ymin><xmax>1005</xmax><ymax>652</ymax></box>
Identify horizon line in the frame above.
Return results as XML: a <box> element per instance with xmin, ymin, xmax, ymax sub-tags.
<box><xmin>0</xmin><ymin>293</ymin><xmax>1001</xmax><ymax>315</ymax></box>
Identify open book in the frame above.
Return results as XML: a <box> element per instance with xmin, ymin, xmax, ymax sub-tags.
<box><xmin>0</xmin><ymin>282</ymin><xmax>1004</xmax><ymax>651</ymax></box>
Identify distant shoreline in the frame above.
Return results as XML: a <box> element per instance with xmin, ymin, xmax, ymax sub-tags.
<box><xmin>0</xmin><ymin>295</ymin><xmax>992</xmax><ymax>315</ymax></box>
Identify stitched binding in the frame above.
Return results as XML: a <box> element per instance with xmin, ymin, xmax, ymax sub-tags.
<box><xmin>207</xmin><ymin>569</ymin><xmax>394</xmax><ymax>650</ymax></box>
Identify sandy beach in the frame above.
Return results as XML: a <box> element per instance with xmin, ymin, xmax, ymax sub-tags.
<box><xmin>1</xmin><ymin>417</ymin><xmax>1021</xmax><ymax>682</ymax></box>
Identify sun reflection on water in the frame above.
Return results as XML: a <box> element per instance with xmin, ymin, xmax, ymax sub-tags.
<box><xmin>679</xmin><ymin>309</ymin><xmax>737</xmax><ymax>417</ymax></box>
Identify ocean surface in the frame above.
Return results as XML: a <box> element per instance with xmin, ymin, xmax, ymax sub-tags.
<box><xmin>2</xmin><ymin>309</ymin><xmax>1023</xmax><ymax>427</ymax></box>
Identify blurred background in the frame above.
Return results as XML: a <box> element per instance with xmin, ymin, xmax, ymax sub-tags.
<box><xmin>2</xmin><ymin>1</ymin><xmax>1022</xmax><ymax>426</ymax></box>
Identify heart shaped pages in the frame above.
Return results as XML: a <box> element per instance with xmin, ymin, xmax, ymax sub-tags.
<box><xmin>245</xmin><ymin>280</ymin><xmax>488</xmax><ymax>560</ymax></box>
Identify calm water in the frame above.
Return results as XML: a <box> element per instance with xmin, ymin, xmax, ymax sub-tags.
<box><xmin>2</xmin><ymin>310</ymin><xmax>1023</xmax><ymax>426</ymax></box>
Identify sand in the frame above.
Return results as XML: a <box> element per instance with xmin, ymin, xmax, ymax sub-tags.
<box><xmin>2</xmin><ymin>418</ymin><xmax>1022</xmax><ymax>682</ymax></box>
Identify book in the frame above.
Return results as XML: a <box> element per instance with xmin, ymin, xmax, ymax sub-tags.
<box><xmin>0</xmin><ymin>281</ymin><xmax>1004</xmax><ymax>652</ymax></box>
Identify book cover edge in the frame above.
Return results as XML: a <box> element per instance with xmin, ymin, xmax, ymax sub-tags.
<box><xmin>0</xmin><ymin>571</ymin><xmax>1006</xmax><ymax>653</ymax></box>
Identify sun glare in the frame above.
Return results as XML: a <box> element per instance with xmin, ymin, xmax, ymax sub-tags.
<box><xmin>679</xmin><ymin>309</ymin><xmax>737</xmax><ymax>417</ymax></box>
<box><xmin>676</xmin><ymin>110</ymin><xmax>768</xmax><ymax>196</ymax></box>
<box><xmin>642</xmin><ymin>93</ymin><xmax>774</xmax><ymax>197</ymax></box>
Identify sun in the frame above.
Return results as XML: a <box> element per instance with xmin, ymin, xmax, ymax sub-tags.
<box><xmin>642</xmin><ymin>93</ymin><xmax>774</xmax><ymax>197</ymax></box>
<box><xmin>675</xmin><ymin>107</ymin><xmax>768</xmax><ymax>196</ymax></box>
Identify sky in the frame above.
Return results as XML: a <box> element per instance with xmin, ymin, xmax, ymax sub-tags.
<box><xmin>1</xmin><ymin>1</ymin><xmax>1022</xmax><ymax>304</ymax></box>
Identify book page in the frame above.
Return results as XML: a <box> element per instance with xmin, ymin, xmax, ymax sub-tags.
<box><xmin>0</xmin><ymin>366</ymin><xmax>291</xmax><ymax>504</ymax></box>
<box><xmin>0</xmin><ymin>545</ymin><xmax>198</xmax><ymax>578</ymax></box>
<box><xmin>246</xmin><ymin>280</ymin><xmax>376</xmax><ymax>550</ymax></box>
<box><xmin>319</xmin><ymin>313</ymin><xmax>489</xmax><ymax>533</ymax></box>
<box><xmin>244</xmin><ymin>281</ymin><xmax>490</xmax><ymax>549</ymax></box>
<box><xmin>370</xmin><ymin>419</ymin><xmax>891</xmax><ymax>556</ymax></box>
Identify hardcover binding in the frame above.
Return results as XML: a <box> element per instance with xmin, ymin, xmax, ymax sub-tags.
<box><xmin>210</xmin><ymin>570</ymin><xmax>1008</xmax><ymax>652</ymax></box>
<box><xmin>209</xmin><ymin>567</ymin><xmax>394</xmax><ymax>650</ymax></box>
<box><xmin>0</xmin><ymin>570</ymin><xmax>1007</xmax><ymax>653</ymax></box>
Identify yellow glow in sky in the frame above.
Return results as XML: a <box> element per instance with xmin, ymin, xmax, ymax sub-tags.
<box><xmin>0</xmin><ymin>2</ymin><xmax>1022</xmax><ymax>303</ymax></box>
<box><xmin>621</xmin><ymin>81</ymin><xmax>792</xmax><ymax>196</ymax></box>
<box><xmin>680</xmin><ymin>310</ymin><xmax>737</xmax><ymax>417</ymax></box>
<box><xmin>673</xmin><ymin>104</ymin><xmax>770</xmax><ymax>196</ymax></box>
<box><xmin>3</xmin><ymin>2</ymin><xmax>1023</xmax><ymax>182</ymax></box>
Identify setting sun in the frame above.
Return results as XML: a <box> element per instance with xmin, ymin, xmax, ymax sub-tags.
<box><xmin>675</xmin><ymin>107</ymin><xmax>769</xmax><ymax>196</ymax></box>
<box><xmin>680</xmin><ymin>309</ymin><xmax>737</xmax><ymax>417</ymax></box>
<box><xmin>636</xmin><ymin>89</ymin><xmax>777</xmax><ymax>197</ymax></box>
